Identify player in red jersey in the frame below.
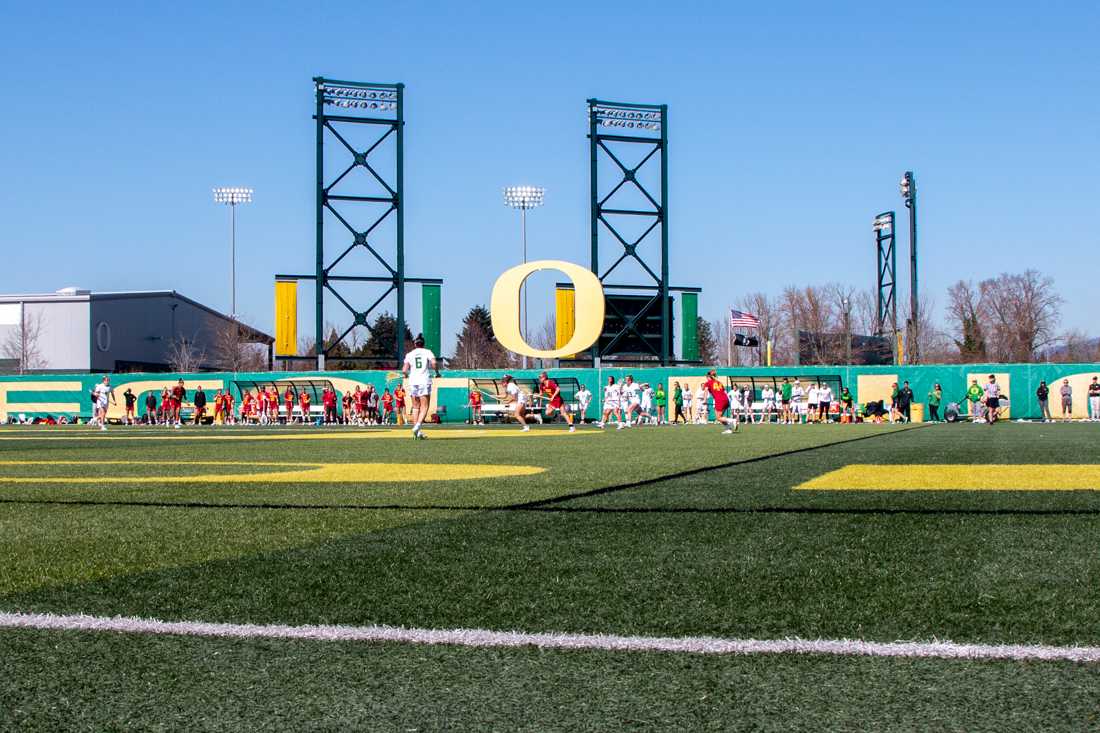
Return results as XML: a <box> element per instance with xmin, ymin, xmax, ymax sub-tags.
<box><xmin>283</xmin><ymin>387</ymin><xmax>294</xmax><ymax>424</ymax></box>
<box><xmin>171</xmin><ymin>380</ymin><xmax>186</xmax><ymax>427</ymax></box>
<box><xmin>704</xmin><ymin>370</ymin><xmax>738</xmax><ymax>434</ymax></box>
<box><xmin>468</xmin><ymin>388</ymin><xmax>483</xmax><ymax>425</ymax></box>
<box><xmin>538</xmin><ymin>372</ymin><xmax>575</xmax><ymax>433</ymax></box>
<box><xmin>298</xmin><ymin>391</ymin><xmax>312</xmax><ymax>424</ymax></box>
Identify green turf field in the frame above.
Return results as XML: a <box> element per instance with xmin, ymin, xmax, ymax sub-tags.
<box><xmin>1</xmin><ymin>422</ymin><xmax>1099</xmax><ymax>731</ymax></box>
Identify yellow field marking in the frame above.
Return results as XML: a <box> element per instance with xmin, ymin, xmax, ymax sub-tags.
<box><xmin>796</xmin><ymin>464</ymin><xmax>1100</xmax><ymax>491</ymax></box>
<box><xmin>0</xmin><ymin>428</ymin><xmax>596</xmax><ymax>442</ymax></box>
<box><xmin>0</xmin><ymin>460</ymin><xmax>544</xmax><ymax>483</ymax></box>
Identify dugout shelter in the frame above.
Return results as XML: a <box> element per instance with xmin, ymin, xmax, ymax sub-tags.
<box><xmin>468</xmin><ymin>376</ymin><xmax>582</xmax><ymax>423</ymax></box>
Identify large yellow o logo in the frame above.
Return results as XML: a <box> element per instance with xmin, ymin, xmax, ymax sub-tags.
<box><xmin>490</xmin><ymin>260</ymin><xmax>605</xmax><ymax>359</ymax></box>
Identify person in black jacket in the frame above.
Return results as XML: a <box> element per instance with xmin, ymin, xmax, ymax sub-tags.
<box><xmin>896</xmin><ymin>381</ymin><xmax>914</xmax><ymax>422</ymax></box>
<box><xmin>193</xmin><ymin>386</ymin><xmax>207</xmax><ymax>425</ymax></box>
<box><xmin>1036</xmin><ymin>380</ymin><xmax>1051</xmax><ymax>423</ymax></box>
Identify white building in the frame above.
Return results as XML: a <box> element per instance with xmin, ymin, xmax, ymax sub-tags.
<box><xmin>0</xmin><ymin>288</ymin><xmax>273</xmax><ymax>373</ymax></box>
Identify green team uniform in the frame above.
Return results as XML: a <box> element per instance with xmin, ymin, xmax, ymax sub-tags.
<box><xmin>927</xmin><ymin>389</ymin><xmax>942</xmax><ymax>407</ymax></box>
<box><xmin>655</xmin><ymin>389</ymin><xmax>667</xmax><ymax>408</ymax></box>
<box><xmin>781</xmin><ymin>383</ymin><xmax>792</xmax><ymax>402</ymax></box>
<box><xmin>673</xmin><ymin>387</ymin><xmax>683</xmax><ymax>407</ymax></box>
<box><xmin>966</xmin><ymin>384</ymin><xmax>983</xmax><ymax>413</ymax></box>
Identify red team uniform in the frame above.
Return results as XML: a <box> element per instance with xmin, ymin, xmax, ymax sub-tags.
<box><xmin>705</xmin><ymin>375</ymin><xmax>729</xmax><ymax>415</ymax></box>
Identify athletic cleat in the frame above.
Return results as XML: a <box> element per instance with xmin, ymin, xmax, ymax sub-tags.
<box><xmin>568</xmin><ymin>426</ymin><xmax>576</xmax><ymax>433</ymax></box>
<box><xmin>722</xmin><ymin>429</ymin><xmax>733</xmax><ymax>434</ymax></box>
<box><xmin>521</xmin><ymin>426</ymin><xmax>530</xmax><ymax>432</ymax></box>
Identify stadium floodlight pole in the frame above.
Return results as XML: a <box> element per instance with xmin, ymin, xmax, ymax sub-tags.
<box><xmin>900</xmin><ymin>171</ymin><xmax>918</xmax><ymax>363</ymax></box>
<box><xmin>212</xmin><ymin>187</ymin><xmax>253</xmax><ymax>319</ymax></box>
<box><xmin>842</xmin><ymin>297</ymin><xmax>852</xmax><ymax>364</ymax></box>
<box><xmin>503</xmin><ymin>185</ymin><xmax>545</xmax><ymax>369</ymax></box>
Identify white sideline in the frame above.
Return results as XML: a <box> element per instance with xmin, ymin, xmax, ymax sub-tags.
<box><xmin>1</xmin><ymin>611</ymin><xmax>1098</xmax><ymax>663</ymax></box>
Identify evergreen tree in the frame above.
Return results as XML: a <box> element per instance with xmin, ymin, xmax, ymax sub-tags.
<box><xmin>697</xmin><ymin>316</ymin><xmax>719</xmax><ymax>365</ymax></box>
<box><xmin>357</xmin><ymin>312</ymin><xmax>414</xmax><ymax>368</ymax></box>
<box><xmin>451</xmin><ymin>305</ymin><xmax>509</xmax><ymax>368</ymax></box>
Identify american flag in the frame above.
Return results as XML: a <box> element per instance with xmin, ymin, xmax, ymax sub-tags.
<box><xmin>730</xmin><ymin>309</ymin><xmax>761</xmax><ymax>329</ymax></box>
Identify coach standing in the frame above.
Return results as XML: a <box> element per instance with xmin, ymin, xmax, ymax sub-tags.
<box><xmin>1036</xmin><ymin>381</ymin><xmax>1051</xmax><ymax>423</ymax></box>
<box><xmin>897</xmin><ymin>381</ymin><xmax>914</xmax><ymax>422</ymax></box>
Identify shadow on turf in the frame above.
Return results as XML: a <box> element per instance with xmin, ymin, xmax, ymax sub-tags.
<box><xmin>2</xmin><ymin>497</ymin><xmax>1099</xmax><ymax>517</ymax></box>
<box><xmin>0</xmin><ymin>428</ymin><xmax>925</xmax><ymax>515</ymax></box>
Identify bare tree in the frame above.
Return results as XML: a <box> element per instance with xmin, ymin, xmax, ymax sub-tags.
<box><xmin>946</xmin><ymin>280</ymin><xmax>987</xmax><ymax>362</ymax></box>
<box><xmin>1</xmin><ymin>309</ymin><xmax>46</xmax><ymax>374</ymax></box>
<box><xmin>531</xmin><ymin>314</ymin><xmax>557</xmax><ymax>351</ymax></box>
<box><xmin>1045</xmin><ymin>330</ymin><xmax>1099</xmax><ymax>363</ymax></box>
<box><xmin>167</xmin><ymin>335</ymin><xmax>207</xmax><ymax>373</ymax></box>
<box><xmin>781</xmin><ymin>285</ymin><xmax>840</xmax><ymax>364</ymax></box>
<box><xmin>738</xmin><ymin>292</ymin><xmax>783</xmax><ymax>365</ymax></box>
<box><xmin>211</xmin><ymin>322</ymin><xmax>267</xmax><ymax>372</ymax></box>
<box><xmin>978</xmin><ymin>270</ymin><xmax>1062</xmax><ymax>362</ymax></box>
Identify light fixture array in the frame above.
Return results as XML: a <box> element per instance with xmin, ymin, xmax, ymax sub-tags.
<box><xmin>318</xmin><ymin>84</ymin><xmax>398</xmax><ymax>111</ymax></box>
<box><xmin>591</xmin><ymin>105</ymin><xmax>662</xmax><ymax>132</ymax></box>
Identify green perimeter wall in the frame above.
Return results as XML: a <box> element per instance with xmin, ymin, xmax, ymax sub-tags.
<box><xmin>3</xmin><ymin>363</ymin><xmax>1100</xmax><ymax>423</ymax></box>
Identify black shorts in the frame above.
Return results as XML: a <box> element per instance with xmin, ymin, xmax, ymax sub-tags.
<box><xmin>987</xmin><ymin>397</ymin><xmax>1000</xmax><ymax>409</ymax></box>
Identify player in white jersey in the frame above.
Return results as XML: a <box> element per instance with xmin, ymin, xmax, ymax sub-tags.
<box><xmin>729</xmin><ymin>386</ymin><xmax>743</xmax><ymax>417</ymax></box>
<box><xmin>401</xmin><ymin>335</ymin><xmax>439</xmax><ymax>439</ymax></box>
<box><xmin>92</xmin><ymin>376</ymin><xmax>116</xmax><ymax>431</ymax></box>
<box><xmin>818</xmin><ymin>384</ymin><xmax>833</xmax><ymax>422</ymax></box>
<box><xmin>806</xmin><ymin>384</ymin><xmax>819</xmax><ymax>423</ymax></box>
<box><xmin>575</xmin><ymin>385</ymin><xmax>592</xmax><ymax>424</ymax></box>
<box><xmin>790</xmin><ymin>380</ymin><xmax>805</xmax><ymax>424</ymax></box>
<box><xmin>501</xmin><ymin>374</ymin><xmax>530</xmax><ymax>431</ymax></box>
<box><xmin>598</xmin><ymin>376</ymin><xmax>624</xmax><ymax>429</ymax></box>
<box><xmin>621</xmin><ymin>375</ymin><xmax>641</xmax><ymax>426</ymax></box>
<box><xmin>639</xmin><ymin>383</ymin><xmax>655</xmax><ymax>425</ymax></box>
<box><xmin>761</xmin><ymin>386</ymin><xmax>776</xmax><ymax>423</ymax></box>
<box><xmin>694</xmin><ymin>384</ymin><xmax>708</xmax><ymax>424</ymax></box>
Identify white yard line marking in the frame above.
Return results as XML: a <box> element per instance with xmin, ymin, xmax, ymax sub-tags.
<box><xmin>1</xmin><ymin>611</ymin><xmax>1097</xmax><ymax>662</ymax></box>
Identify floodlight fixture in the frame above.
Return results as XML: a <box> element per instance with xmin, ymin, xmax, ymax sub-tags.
<box><xmin>503</xmin><ymin>185</ymin><xmax>545</xmax><ymax>210</ymax></box>
<box><xmin>212</xmin><ymin>186</ymin><xmax>253</xmax><ymax>318</ymax></box>
<box><xmin>502</xmin><ymin>185</ymin><xmax>545</xmax><ymax>368</ymax></box>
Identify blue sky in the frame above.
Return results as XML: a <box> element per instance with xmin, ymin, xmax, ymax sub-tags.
<box><xmin>1</xmin><ymin>1</ymin><xmax>1097</xmax><ymax>355</ymax></box>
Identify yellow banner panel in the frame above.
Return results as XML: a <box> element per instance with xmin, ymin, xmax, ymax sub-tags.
<box><xmin>555</xmin><ymin>287</ymin><xmax>576</xmax><ymax>359</ymax></box>
<box><xmin>275</xmin><ymin>280</ymin><xmax>298</xmax><ymax>356</ymax></box>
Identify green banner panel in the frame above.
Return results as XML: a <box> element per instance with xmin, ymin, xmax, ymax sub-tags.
<box><xmin>421</xmin><ymin>284</ymin><xmax>441</xmax><ymax>356</ymax></box>
<box><xmin>681</xmin><ymin>292</ymin><xmax>699</xmax><ymax>361</ymax></box>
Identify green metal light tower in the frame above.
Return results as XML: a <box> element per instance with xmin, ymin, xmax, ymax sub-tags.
<box><xmin>873</xmin><ymin>211</ymin><xmax>898</xmax><ymax>361</ymax></box>
<box><xmin>900</xmin><ymin>171</ymin><xmax>918</xmax><ymax>363</ymax></box>
<box><xmin>278</xmin><ymin>77</ymin><xmax>441</xmax><ymax>370</ymax></box>
<box><xmin>587</xmin><ymin>98</ymin><xmax>673</xmax><ymax>364</ymax></box>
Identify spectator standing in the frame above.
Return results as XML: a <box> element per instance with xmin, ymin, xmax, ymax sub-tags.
<box><xmin>1089</xmin><ymin>377</ymin><xmax>1100</xmax><ymax>422</ymax></box>
<box><xmin>192</xmin><ymin>386</ymin><xmax>207</xmax><ymax>425</ymax></box>
<box><xmin>1060</xmin><ymin>379</ymin><xmax>1073</xmax><ymax>422</ymax></box>
<box><xmin>896</xmin><ymin>381</ymin><xmax>914</xmax><ymax>422</ymax></box>
<box><xmin>927</xmin><ymin>383</ymin><xmax>943</xmax><ymax>422</ymax></box>
<box><xmin>983</xmin><ymin>374</ymin><xmax>1002</xmax><ymax>424</ymax></box>
<box><xmin>966</xmin><ymin>380</ymin><xmax>985</xmax><ymax>422</ymax></box>
<box><xmin>672</xmin><ymin>382</ymin><xmax>685</xmax><ymax>424</ymax></box>
<box><xmin>655</xmin><ymin>383</ymin><xmax>667</xmax><ymax>424</ymax></box>
<box><xmin>144</xmin><ymin>391</ymin><xmax>157</xmax><ymax>425</ymax></box>
<box><xmin>123</xmin><ymin>388</ymin><xmax>137</xmax><ymax>425</ymax></box>
<box><xmin>1036</xmin><ymin>381</ymin><xmax>1052</xmax><ymax>423</ymax></box>
<box><xmin>366</xmin><ymin>385</ymin><xmax>379</xmax><ymax>424</ymax></box>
